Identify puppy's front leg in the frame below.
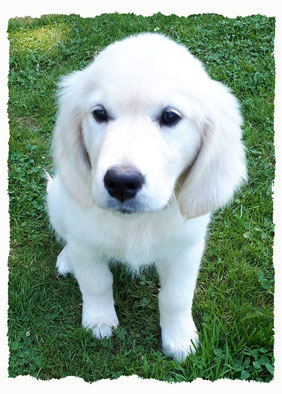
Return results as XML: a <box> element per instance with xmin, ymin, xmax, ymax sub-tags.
<box><xmin>68</xmin><ymin>241</ymin><xmax>119</xmax><ymax>339</ymax></box>
<box><xmin>156</xmin><ymin>240</ymin><xmax>205</xmax><ymax>362</ymax></box>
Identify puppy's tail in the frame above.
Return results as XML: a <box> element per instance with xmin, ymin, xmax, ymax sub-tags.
<box><xmin>44</xmin><ymin>169</ymin><xmax>53</xmax><ymax>192</ymax></box>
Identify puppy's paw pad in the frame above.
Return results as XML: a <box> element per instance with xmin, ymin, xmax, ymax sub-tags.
<box><xmin>92</xmin><ymin>323</ymin><xmax>116</xmax><ymax>339</ymax></box>
<box><xmin>56</xmin><ymin>248</ymin><xmax>73</xmax><ymax>277</ymax></box>
<box><xmin>83</xmin><ymin>313</ymin><xmax>119</xmax><ymax>340</ymax></box>
<box><xmin>162</xmin><ymin>330</ymin><xmax>199</xmax><ymax>362</ymax></box>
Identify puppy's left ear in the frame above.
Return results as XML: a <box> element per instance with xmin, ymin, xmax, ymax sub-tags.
<box><xmin>52</xmin><ymin>70</ymin><xmax>93</xmax><ymax>208</ymax></box>
<box><xmin>178</xmin><ymin>80</ymin><xmax>247</xmax><ymax>219</ymax></box>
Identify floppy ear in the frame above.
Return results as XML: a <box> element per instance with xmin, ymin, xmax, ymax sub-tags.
<box><xmin>178</xmin><ymin>80</ymin><xmax>247</xmax><ymax>219</ymax></box>
<box><xmin>52</xmin><ymin>71</ymin><xmax>93</xmax><ymax>208</ymax></box>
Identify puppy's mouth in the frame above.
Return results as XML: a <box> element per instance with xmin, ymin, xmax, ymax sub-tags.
<box><xmin>106</xmin><ymin>198</ymin><xmax>147</xmax><ymax>215</ymax></box>
<box><xmin>102</xmin><ymin>194</ymin><xmax>174</xmax><ymax>216</ymax></box>
<box><xmin>119</xmin><ymin>208</ymin><xmax>134</xmax><ymax>215</ymax></box>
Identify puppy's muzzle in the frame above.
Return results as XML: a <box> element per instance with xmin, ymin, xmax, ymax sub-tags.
<box><xmin>104</xmin><ymin>167</ymin><xmax>145</xmax><ymax>203</ymax></box>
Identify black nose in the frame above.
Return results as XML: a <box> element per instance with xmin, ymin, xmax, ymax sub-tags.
<box><xmin>104</xmin><ymin>167</ymin><xmax>145</xmax><ymax>203</ymax></box>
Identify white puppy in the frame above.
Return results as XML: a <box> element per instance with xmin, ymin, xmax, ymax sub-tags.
<box><xmin>47</xmin><ymin>33</ymin><xmax>247</xmax><ymax>362</ymax></box>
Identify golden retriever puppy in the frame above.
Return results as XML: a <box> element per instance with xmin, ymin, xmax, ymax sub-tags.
<box><xmin>47</xmin><ymin>33</ymin><xmax>247</xmax><ymax>361</ymax></box>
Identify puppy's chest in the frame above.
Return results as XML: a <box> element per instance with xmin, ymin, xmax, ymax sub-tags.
<box><xmin>76</xmin><ymin>204</ymin><xmax>196</xmax><ymax>268</ymax></box>
<box><xmin>96</xmin><ymin>221</ymin><xmax>165</xmax><ymax>267</ymax></box>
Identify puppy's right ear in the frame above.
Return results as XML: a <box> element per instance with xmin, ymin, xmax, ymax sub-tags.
<box><xmin>177</xmin><ymin>80</ymin><xmax>247</xmax><ymax>219</ymax></box>
<box><xmin>52</xmin><ymin>71</ymin><xmax>93</xmax><ymax>208</ymax></box>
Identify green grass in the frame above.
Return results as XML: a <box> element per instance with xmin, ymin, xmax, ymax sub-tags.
<box><xmin>8</xmin><ymin>13</ymin><xmax>275</xmax><ymax>382</ymax></box>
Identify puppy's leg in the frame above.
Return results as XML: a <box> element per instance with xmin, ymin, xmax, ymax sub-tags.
<box><xmin>68</xmin><ymin>240</ymin><xmax>119</xmax><ymax>339</ymax></box>
<box><xmin>156</xmin><ymin>240</ymin><xmax>205</xmax><ymax>362</ymax></box>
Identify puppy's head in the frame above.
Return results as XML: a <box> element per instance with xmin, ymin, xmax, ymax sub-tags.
<box><xmin>53</xmin><ymin>33</ymin><xmax>247</xmax><ymax>218</ymax></box>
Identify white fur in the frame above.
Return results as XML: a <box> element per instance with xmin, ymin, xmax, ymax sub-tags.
<box><xmin>47</xmin><ymin>33</ymin><xmax>247</xmax><ymax>362</ymax></box>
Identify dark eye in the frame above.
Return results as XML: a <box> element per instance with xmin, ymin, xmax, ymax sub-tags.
<box><xmin>160</xmin><ymin>109</ymin><xmax>181</xmax><ymax>126</ymax></box>
<box><xmin>92</xmin><ymin>106</ymin><xmax>108</xmax><ymax>122</ymax></box>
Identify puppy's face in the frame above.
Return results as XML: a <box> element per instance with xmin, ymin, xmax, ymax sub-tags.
<box><xmin>80</xmin><ymin>37</ymin><xmax>205</xmax><ymax>214</ymax></box>
<box><xmin>55</xmin><ymin>34</ymin><xmax>246</xmax><ymax>218</ymax></box>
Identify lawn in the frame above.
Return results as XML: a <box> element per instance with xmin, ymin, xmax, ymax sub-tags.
<box><xmin>8</xmin><ymin>13</ymin><xmax>275</xmax><ymax>382</ymax></box>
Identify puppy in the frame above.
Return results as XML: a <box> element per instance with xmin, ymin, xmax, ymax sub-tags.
<box><xmin>47</xmin><ymin>33</ymin><xmax>247</xmax><ymax>362</ymax></box>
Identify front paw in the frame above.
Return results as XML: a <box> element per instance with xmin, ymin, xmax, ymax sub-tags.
<box><xmin>161</xmin><ymin>320</ymin><xmax>199</xmax><ymax>362</ymax></box>
<box><xmin>82</xmin><ymin>307</ymin><xmax>119</xmax><ymax>340</ymax></box>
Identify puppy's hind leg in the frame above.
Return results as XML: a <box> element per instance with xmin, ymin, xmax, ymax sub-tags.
<box><xmin>56</xmin><ymin>246</ymin><xmax>74</xmax><ymax>277</ymax></box>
